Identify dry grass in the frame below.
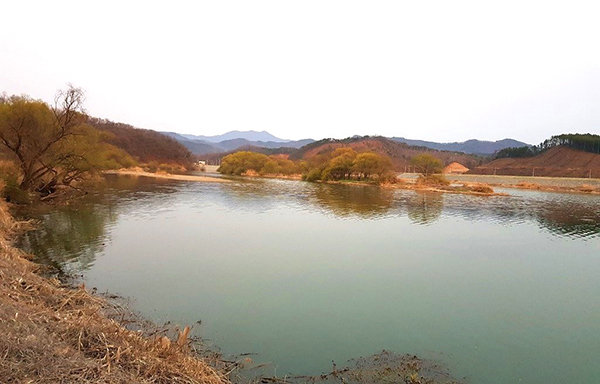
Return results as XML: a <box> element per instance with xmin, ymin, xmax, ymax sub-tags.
<box><xmin>0</xmin><ymin>201</ymin><xmax>227</xmax><ymax>384</ymax></box>
<box><xmin>467</xmin><ymin>184</ymin><xmax>495</xmax><ymax>194</ymax></box>
<box><xmin>577</xmin><ymin>184</ymin><xmax>600</xmax><ymax>193</ymax></box>
<box><xmin>416</xmin><ymin>174</ymin><xmax>450</xmax><ymax>187</ymax></box>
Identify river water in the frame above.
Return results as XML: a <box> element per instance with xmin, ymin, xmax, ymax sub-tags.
<box><xmin>20</xmin><ymin>175</ymin><xmax>600</xmax><ymax>383</ymax></box>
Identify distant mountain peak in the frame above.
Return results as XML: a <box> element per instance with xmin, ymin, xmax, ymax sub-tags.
<box><xmin>162</xmin><ymin>130</ymin><xmax>315</xmax><ymax>156</ymax></box>
<box><xmin>179</xmin><ymin>130</ymin><xmax>288</xmax><ymax>143</ymax></box>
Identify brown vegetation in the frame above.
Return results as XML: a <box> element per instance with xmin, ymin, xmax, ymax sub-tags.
<box><xmin>507</xmin><ymin>181</ymin><xmax>600</xmax><ymax>195</ymax></box>
<box><xmin>88</xmin><ymin>118</ymin><xmax>195</xmax><ymax>170</ymax></box>
<box><xmin>0</xmin><ymin>88</ymin><xmax>137</xmax><ymax>201</ymax></box>
<box><xmin>0</xmin><ymin>88</ymin><xmax>199</xmax><ymax>202</ymax></box>
<box><xmin>259</xmin><ymin>350</ymin><xmax>462</xmax><ymax>384</ymax></box>
<box><xmin>470</xmin><ymin>146</ymin><xmax>600</xmax><ymax>178</ymax></box>
<box><xmin>0</xmin><ymin>201</ymin><xmax>226</xmax><ymax>383</ymax></box>
<box><xmin>468</xmin><ymin>184</ymin><xmax>495</xmax><ymax>194</ymax></box>
<box><xmin>393</xmin><ymin>175</ymin><xmax>499</xmax><ymax>196</ymax></box>
<box><xmin>416</xmin><ymin>174</ymin><xmax>450</xmax><ymax>187</ymax></box>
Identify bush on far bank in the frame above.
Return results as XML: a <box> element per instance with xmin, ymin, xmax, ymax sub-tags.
<box><xmin>218</xmin><ymin>148</ymin><xmax>396</xmax><ymax>184</ymax></box>
<box><xmin>218</xmin><ymin>151</ymin><xmax>302</xmax><ymax>176</ymax></box>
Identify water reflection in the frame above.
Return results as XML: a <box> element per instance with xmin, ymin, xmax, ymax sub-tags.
<box><xmin>19</xmin><ymin>205</ymin><xmax>116</xmax><ymax>272</ymax></box>
<box><xmin>406</xmin><ymin>192</ymin><xmax>444</xmax><ymax>225</ymax></box>
<box><xmin>16</xmin><ymin>176</ymin><xmax>600</xmax><ymax>384</ymax></box>
<box><xmin>19</xmin><ymin>177</ymin><xmax>600</xmax><ymax>274</ymax></box>
<box><xmin>18</xmin><ymin>175</ymin><xmax>183</xmax><ymax>272</ymax></box>
<box><xmin>533</xmin><ymin>196</ymin><xmax>600</xmax><ymax>239</ymax></box>
<box><xmin>311</xmin><ymin>184</ymin><xmax>397</xmax><ymax>219</ymax></box>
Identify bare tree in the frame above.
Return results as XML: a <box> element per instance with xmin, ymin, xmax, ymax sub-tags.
<box><xmin>0</xmin><ymin>85</ymin><xmax>91</xmax><ymax>196</ymax></box>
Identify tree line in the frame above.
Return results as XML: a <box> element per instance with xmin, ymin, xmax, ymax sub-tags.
<box><xmin>539</xmin><ymin>133</ymin><xmax>600</xmax><ymax>154</ymax></box>
<box><xmin>494</xmin><ymin>133</ymin><xmax>600</xmax><ymax>159</ymax></box>
<box><xmin>218</xmin><ymin>148</ymin><xmax>396</xmax><ymax>183</ymax></box>
<box><xmin>218</xmin><ymin>149</ymin><xmax>446</xmax><ymax>184</ymax></box>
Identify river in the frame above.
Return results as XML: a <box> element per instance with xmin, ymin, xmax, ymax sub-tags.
<box><xmin>20</xmin><ymin>175</ymin><xmax>600</xmax><ymax>383</ymax></box>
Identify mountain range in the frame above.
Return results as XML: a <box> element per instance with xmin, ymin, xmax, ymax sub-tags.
<box><xmin>162</xmin><ymin>132</ymin><xmax>314</xmax><ymax>156</ymax></box>
<box><xmin>162</xmin><ymin>130</ymin><xmax>530</xmax><ymax>156</ymax></box>
<box><xmin>390</xmin><ymin>137</ymin><xmax>530</xmax><ymax>155</ymax></box>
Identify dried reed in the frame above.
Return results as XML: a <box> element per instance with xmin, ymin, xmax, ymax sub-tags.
<box><xmin>0</xmin><ymin>201</ymin><xmax>228</xmax><ymax>384</ymax></box>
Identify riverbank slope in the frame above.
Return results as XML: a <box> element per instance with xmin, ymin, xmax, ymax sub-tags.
<box><xmin>0</xmin><ymin>201</ymin><xmax>226</xmax><ymax>383</ymax></box>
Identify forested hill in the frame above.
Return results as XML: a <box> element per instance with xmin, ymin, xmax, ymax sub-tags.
<box><xmin>539</xmin><ymin>134</ymin><xmax>600</xmax><ymax>154</ymax></box>
<box><xmin>469</xmin><ymin>146</ymin><xmax>600</xmax><ymax>178</ymax></box>
<box><xmin>290</xmin><ymin>136</ymin><xmax>484</xmax><ymax>170</ymax></box>
<box><xmin>469</xmin><ymin>133</ymin><xmax>600</xmax><ymax>178</ymax></box>
<box><xmin>88</xmin><ymin>118</ymin><xmax>194</xmax><ymax>168</ymax></box>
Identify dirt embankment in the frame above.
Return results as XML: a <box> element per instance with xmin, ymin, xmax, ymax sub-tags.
<box><xmin>469</xmin><ymin>146</ymin><xmax>600</xmax><ymax>178</ymax></box>
<box><xmin>0</xmin><ymin>201</ymin><xmax>226</xmax><ymax>384</ymax></box>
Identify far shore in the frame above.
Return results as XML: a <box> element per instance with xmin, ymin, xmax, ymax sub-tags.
<box><xmin>105</xmin><ymin>169</ymin><xmax>600</xmax><ymax>195</ymax></box>
<box><xmin>240</xmin><ymin>171</ymin><xmax>600</xmax><ymax>196</ymax></box>
<box><xmin>103</xmin><ymin>169</ymin><xmax>232</xmax><ymax>183</ymax></box>
<box><xmin>438</xmin><ymin>173</ymin><xmax>600</xmax><ymax>195</ymax></box>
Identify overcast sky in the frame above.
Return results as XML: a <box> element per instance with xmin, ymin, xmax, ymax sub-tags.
<box><xmin>1</xmin><ymin>1</ymin><xmax>599</xmax><ymax>144</ymax></box>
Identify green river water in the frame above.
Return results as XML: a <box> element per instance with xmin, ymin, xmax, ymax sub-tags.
<box><xmin>20</xmin><ymin>175</ymin><xmax>600</xmax><ymax>383</ymax></box>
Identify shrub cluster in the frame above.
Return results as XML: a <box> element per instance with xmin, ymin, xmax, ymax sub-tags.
<box><xmin>217</xmin><ymin>152</ymin><xmax>303</xmax><ymax>176</ymax></box>
<box><xmin>218</xmin><ymin>147</ymin><xmax>396</xmax><ymax>184</ymax></box>
<box><xmin>302</xmin><ymin>148</ymin><xmax>395</xmax><ymax>183</ymax></box>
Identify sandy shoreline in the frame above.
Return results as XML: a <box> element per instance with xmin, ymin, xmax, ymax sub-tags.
<box><xmin>103</xmin><ymin>170</ymin><xmax>232</xmax><ymax>183</ymax></box>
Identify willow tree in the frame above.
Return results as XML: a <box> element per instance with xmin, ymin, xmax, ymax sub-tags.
<box><xmin>217</xmin><ymin>151</ymin><xmax>270</xmax><ymax>175</ymax></box>
<box><xmin>0</xmin><ymin>86</ymin><xmax>134</xmax><ymax>198</ymax></box>
<box><xmin>322</xmin><ymin>148</ymin><xmax>357</xmax><ymax>180</ymax></box>
<box><xmin>410</xmin><ymin>153</ymin><xmax>443</xmax><ymax>176</ymax></box>
<box><xmin>352</xmin><ymin>152</ymin><xmax>393</xmax><ymax>181</ymax></box>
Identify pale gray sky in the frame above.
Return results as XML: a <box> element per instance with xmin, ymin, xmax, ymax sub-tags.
<box><xmin>1</xmin><ymin>1</ymin><xmax>599</xmax><ymax>144</ymax></box>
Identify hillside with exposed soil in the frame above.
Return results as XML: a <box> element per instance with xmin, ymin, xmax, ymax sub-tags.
<box><xmin>468</xmin><ymin>146</ymin><xmax>600</xmax><ymax>178</ymax></box>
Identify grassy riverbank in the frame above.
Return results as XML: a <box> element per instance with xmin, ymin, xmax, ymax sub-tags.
<box><xmin>0</xmin><ymin>201</ymin><xmax>226</xmax><ymax>383</ymax></box>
